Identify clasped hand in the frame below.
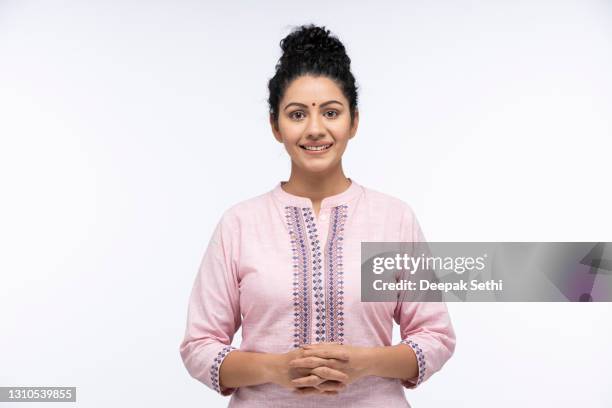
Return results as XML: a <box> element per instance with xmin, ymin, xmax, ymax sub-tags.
<box><xmin>280</xmin><ymin>342</ymin><xmax>369</xmax><ymax>396</ymax></box>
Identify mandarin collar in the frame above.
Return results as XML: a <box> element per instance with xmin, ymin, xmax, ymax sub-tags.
<box><xmin>272</xmin><ymin>178</ymin><xmax>362</xmax><ymax>209</ymax></box>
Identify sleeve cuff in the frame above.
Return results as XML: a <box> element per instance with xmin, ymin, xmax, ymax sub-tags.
<box><xmin>399</xmin><ymin>338</ymin><xmax>426</xmax><ymax>388</ymax></box>
<box><xmin>210</xmin><ymin>345</ymin><xmax>238</xmax><ymax>395</ymax></box>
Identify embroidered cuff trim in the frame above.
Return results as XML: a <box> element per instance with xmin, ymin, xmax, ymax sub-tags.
<box><xmin>210</xmin><ymin>345</ymin><xmax>238</xmax><ymax>394</ymax></box>
<box><xmin>400</xmin><ymin>338</ymin><xmax>426</xmax><ymax>385</ymax></box>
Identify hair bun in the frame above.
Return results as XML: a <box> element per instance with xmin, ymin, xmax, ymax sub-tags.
<box><xmin>280</xmin><ymin>24</ymin><xmax>346</xmax><ymax>62</ymax></box>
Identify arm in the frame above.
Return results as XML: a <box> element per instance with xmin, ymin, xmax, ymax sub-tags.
<box><xmin>361</xmin><ymin>344</ymin><xmax>419</xmax><ymax>382</ymax></box>
<box><xmin>179</xmin><ymin>211</ymin><xmax>242</xmax><ymax>396</ymax></box>
<box><xmin>393</xmin><ymin>205</ymin><xmax>456</xmax><ymax>388</ymax></box>
<box><xmin>218</xmin><ymin>351</ymin><xmax>280</xmax><ymax>389</ymax></box>
<box><xmin>392</xmin><ymin>302</ymin><xmax>455</xmax><ymax>388</ymax></box>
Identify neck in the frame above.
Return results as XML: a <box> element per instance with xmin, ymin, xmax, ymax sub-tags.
<box><xmin>282</xmin><ymin>162</ymin><xmax>351</xmax><ymax>202</ymax></box>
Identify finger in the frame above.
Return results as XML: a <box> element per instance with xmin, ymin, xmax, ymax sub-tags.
<box><xmin>293</xmin><ymin>387</ymin><xmax>321</xmax><ymax>395</ymax></box>
<box><xmin>291</xmin><ymin>374</ymin><xmax>323</xmax><ymax>388</ymax></box>
<box><xmin>293</xmin><ymin>385</ymin><xmax>342</xmax><ymax>396</ymax></box>
<box><xmin>311</xmin><ymin>366</ymin><xmax>349</xmax><ymax>383</ymax></box>
<box><xmin>302</xmin><ymin>349</ymin><xmax>350</xmax><ymax>361</ymax></box>
<box><xmin>289</xmin><ymin>367</ymin><xmax>313</xmax><ymax>378</ymax></box>
<box><xmin>321</xmin><ymin>390</ymin><xmax>339</xmax><ymax>396</ymax></box>
<box><xmin>291</xmin><ymin>357</ymin><xmax>346</xmax><ymax>371</ymax></box>
<box><xmin>316</xmin><ymin>381</ymin><xmax>346</xmax><ymax>392</ymax></box>
<box><xmin>289</xmin><ymin>356</ymin><xmax>331</xmax><ymax>369</ymax></box>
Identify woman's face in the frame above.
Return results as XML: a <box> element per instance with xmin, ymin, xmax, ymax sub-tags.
<box><xmin>271</xmin><ymin>75</ymin><xmax>359</xmax><ymax>175</ymax></box>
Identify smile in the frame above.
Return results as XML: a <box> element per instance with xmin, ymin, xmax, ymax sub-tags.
<box><xmin>299</xmin><ymin>143</ymin><xmax>333</xmax><ymax>152</ymax></box>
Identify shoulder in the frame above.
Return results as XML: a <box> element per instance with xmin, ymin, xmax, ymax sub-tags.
<box><xmin>206</xmin><ymin>191</ymin><xmax>270</xmax><ymax>246</ymax></box>
<box><xmin>216</xmin><ymin>190</ymin><xmax>271</xmax><ymax>228</ymax></box>
<box><xmin>360</xmin><ymin>184</ymin><xmax>418</xmax><ymax>218</ymax></box>
<box><xmin>359</xmin><ymin>184</ymin><xmax>423</xmax><ymax>241</ymax></box>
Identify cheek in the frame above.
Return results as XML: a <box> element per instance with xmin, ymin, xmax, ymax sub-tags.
<box><xmin>330</xmin><ymin>120</ymin><xmax>353</xmax><ymax>138</ymax></box>
<box><xmin>278</xmin><ymin>123</ymin><xmax>302</xmax><ymax>144</ymax></box>
<box><xmin>331</xmin><ymin>133</ymin><xmax>351</xmax><ymax>148</ymax></box>
<box><xmin>283</xmin><ymin>142</ymin><xmax>299</xmax><ymax>157</ymax></box>
<box><xmin>283</xmin><ymin>140</ymin><xmax>303</xmax><ymax>158</ymax></box>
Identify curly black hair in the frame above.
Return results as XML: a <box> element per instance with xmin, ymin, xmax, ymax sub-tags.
<box><xmin>267</xmin><ymin>24</ymin><xmax>359</xmax><ymax>129</ymax></box>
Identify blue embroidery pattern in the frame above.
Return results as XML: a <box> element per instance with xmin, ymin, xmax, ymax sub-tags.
<box><xmin>284</xmin><ymin>204</ymin><xmax>348</xmax><ymax>347</ymax></box>
<box><xmin>400</xmin><ymin>338</ymin><xmax>426</xmax><ymax>385</ymax></box>
<box><xmin>286</xmin><ymin>206</ymin><xmax>312</xmax><ymax>348</ymax></box>
<box><xmin>302</xmin><ymin>208</ymin><xmax>326</xmax><ymax>343</ymax></box>
<box><xmin>325</xmin><ymin>204</ymin><xmax>348</xmax><ymax>343</ymax></box>
<box><xmin>210</xmin><ymin>345</ymin><xmax>237</xmax><ymax>393</ymax></box>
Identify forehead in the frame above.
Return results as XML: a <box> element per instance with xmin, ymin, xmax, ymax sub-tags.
<box><xmin>282</xmin><ymin>75</ymin><xmax>346</xmax><ymax>104</ymax></box>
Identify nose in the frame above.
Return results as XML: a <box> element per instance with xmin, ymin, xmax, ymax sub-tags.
<box><xmin>305</xmin><ymin>111</ymin><xmax>326</xmax><ymax>139</ymax></box>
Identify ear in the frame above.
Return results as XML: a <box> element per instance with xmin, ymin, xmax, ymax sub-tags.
<box><xmin>349</xmin><ymin>109</ymin><xmax>359</xmax><ymax>140</ymax></box>
<box><xmin>270</xmin><ymin>113</ymin><xmax>283</xmax><ymax>143</ymax></box>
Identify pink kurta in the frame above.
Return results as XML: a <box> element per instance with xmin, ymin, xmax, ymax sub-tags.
<box><xmin>179</xmin><ymin>178</ymin><xmax>456</xmax><ymax>407</ymax></box>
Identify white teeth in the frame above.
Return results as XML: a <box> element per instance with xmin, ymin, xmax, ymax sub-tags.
<box><xmin>302</xmin><ymin>144</ymin><xmax>331</xmax><ymax>151</ymax></box>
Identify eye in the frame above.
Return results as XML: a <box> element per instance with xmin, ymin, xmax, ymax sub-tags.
<box><xmin>290</xmin><ymin>111</ymin><xmax>305</xmax><ymax>121</ymax></box>
<box><xmin>324</xmin><ymin>110</ymin><xmax>339</xmax><ymax>119</ymax></box>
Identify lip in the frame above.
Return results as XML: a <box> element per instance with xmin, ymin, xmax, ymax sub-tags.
<box><xmin>299</xmin><ymin>142</ymin><xmax>334</xmax><ymax>154</ymax></box>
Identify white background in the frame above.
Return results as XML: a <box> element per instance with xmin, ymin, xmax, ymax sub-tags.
<box><xmin>1</xmin><ymin>0</ymin><xmax>611</xmax><ymax>407</ymax></box>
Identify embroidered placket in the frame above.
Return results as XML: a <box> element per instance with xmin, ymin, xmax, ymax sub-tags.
<box><xmin>285</xmin><ymin>204</ymin><xmax>348</xmax><ymax>347</ymax></box>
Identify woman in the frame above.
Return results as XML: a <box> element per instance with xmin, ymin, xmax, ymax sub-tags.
<box><xmin>180</xmin><ymin>24</ymin><xmax>455</xmax><ymax>407</ymax></box>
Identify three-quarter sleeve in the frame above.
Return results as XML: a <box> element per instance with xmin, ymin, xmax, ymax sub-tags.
<box><xmin>393</xmin><ymin>205</ymin><xmax>456</xmax><ymax>389</ymax></box>
<box><xmin>179</xmin><ymin>211</ymin><xmax>242</xmax><ymax>396</ymax></box>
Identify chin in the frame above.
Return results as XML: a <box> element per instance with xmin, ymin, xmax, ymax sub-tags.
<box><xmin>301</xmin><ymin>163</ymin><xmax>336</xmax><ymax>174</ymax></box>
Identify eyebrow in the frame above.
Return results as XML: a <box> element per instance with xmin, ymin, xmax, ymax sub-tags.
<box><xmin>283</xmin><ymin>100</ymin><xmax>344</xmax><ymax>111</ymax></box>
